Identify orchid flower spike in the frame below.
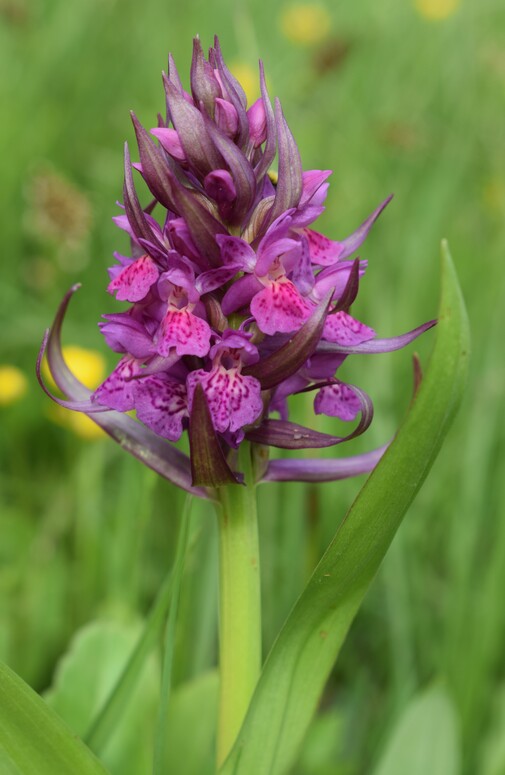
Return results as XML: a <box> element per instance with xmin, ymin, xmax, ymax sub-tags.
<box><xmin>38</xmin><ymin>35</ymin><xmax>435</xmax><ymax>494</ymax></box>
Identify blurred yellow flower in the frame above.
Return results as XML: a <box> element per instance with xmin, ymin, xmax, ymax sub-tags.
<box><xmin>280</xmin><ymin>3</ymin><xmax>331</xmax><ymax>45</ymax></box>
<box><xmin>414</xmin><ymin>0</ymin><xmax>461</xmax><ymax>21</ymax></box>
<box><xmin>0</xmin><ymin>365</ymin><xmax>28</xmax><ymax>406</ymax></box>
<box><xmin>229</xmin><ymin>61</ymin><xmax>259</xmax><ymax>105</ymax></box>
<box><xmin>43</xmin><ymin>345</ymin><xmax>107</xmax><ymax>440</ymax></box>
<box><xmin>49</xmin><ymin>406</ymin><xmax>106</xmax><ymax>440</ymax></box>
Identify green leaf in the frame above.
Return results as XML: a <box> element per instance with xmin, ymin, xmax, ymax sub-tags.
<box><xmin>45</xmin><ymin>620</ymin><xmax>159</xmax><ymax>775</ymax></box>
<box><xmin>0</xmin><ymin>661</ymin><xmax>109</xmax><ymax>775</ymax></box>
<box><xmin>220</xmin><ymin>242</ymin><xmax>470</xmax><ymax>775</ymax></box>
<box><xmin>372</xmin><ymin>686</ymin><xmax>461</xmax><ymax>775</ymax></box>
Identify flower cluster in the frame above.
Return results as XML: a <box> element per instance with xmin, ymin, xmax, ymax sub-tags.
<box><xmin>39</xmin><ymin>36</ymin><xmax>434</xmax><ymax>491</ymax></box>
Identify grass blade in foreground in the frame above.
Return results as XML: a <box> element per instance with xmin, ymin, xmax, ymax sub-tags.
<box><xmin>0</xmin><ymin>661</ymin><xmax>109</xmax><ymax>775</ymax></box>
<box><xmin>220</xmin><ymin>241</ymin><xmax>470</xmax><ymax>775</ymax></box>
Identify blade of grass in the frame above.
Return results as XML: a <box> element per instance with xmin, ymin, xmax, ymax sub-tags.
<box><xmin>153</xmin><ymin>496</ymin><xmax>193</xmax><ymax>775</ymax></box>
<box><xmin>84</xmin><ymin>499</ymin><xmax>192</xmax><ymax>754</ymax></box>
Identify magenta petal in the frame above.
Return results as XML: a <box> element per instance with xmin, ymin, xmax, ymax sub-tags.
<box><xmin>155</xmin><ymin>309</ymin><xmax>212</xmax><ymax>357</ymax></box>
<box><xmin>323</xmin><ymin>311</ymin><xmax>375</xmax><ymax>346</ymax></box>
<box><xmin>304</xmin><ymin>228</ymin><xmax>344</xmax><ymax>267</ymax></box>
<box><xmin>134</xmin><ymin>375</ymin><xmax>187</xmax><ymax>440</ymax></box>
<box><xmin>195</xmin><ymin>265</ymin><xmax>242</xmax><ymax>295</ymax></box>
<box><xmin>107</xmin><ymin>255</ymin><xmax>159</xmax><ymax>302</ymax></box>
<box><xmin>251</xmin><ymin>280</ymin><xmax>312</xmax><ymax>335</ymax></box>
<box><xmin>204</xmin><ymin>169</ymin><xmax>237</xmax><ymax>220</ymax></box>
<box><xmin>221</xmin><ymin>273</ymin><xmax>263</xmax><ymax>315</ymax></box>
<box><xmin>215</xmin><ymin>98</ymin><xmax>239</xmax><ymax>138</ymax></box>
<box><xmin>299</xmin><ymin>170</ymin><xmax>332</xmax><ymax>206</ymax></box>
<box><xmin>92</xmin><ymin>356</ymin><xmax>141</xmax><ymax>411</ymax></box>
<box><xmin>247</xmin><ymin>98</ymin><xmax>267</xmax><ymax>147</ymax></box>
<box><xmin>314</xmin><ymin>382</ymin><xmax>361</xmax><ymax>421</ymax></box>
<box><xmin>151</xmin><ymin>127</ymin><xmax>187</xmax><ymax>161</ymax></box>
<box><xmin>187</xmin><ymin>367</ymin><xmax>263</xmax><ymax>433</ymax></box>
<box><xmin>216</xmin><ymin>234</ymin><xmax>256</xmax><ymax>270</ymax></box>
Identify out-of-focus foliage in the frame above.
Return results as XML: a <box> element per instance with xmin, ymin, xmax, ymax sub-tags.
<box><xmin>1</xmin><ymin>0</ymin><xmax>503</xmax><ymax>773</ymax></box>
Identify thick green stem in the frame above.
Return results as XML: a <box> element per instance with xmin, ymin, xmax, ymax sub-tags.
<box><xmin>215</xmin><ymin>443</ymin><xmax>261</xmax><ymax>767</ymax></box>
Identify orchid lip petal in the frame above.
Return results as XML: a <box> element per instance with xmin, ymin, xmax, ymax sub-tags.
<box><xmin>260</xmin><ymin>444</ymin><xmax>388</xmax><ymax>483</ymax></box>
<box><xmin>41</xmin><ymin>285</ymin><xmax>206</xmax><ymax>497</ymax></box>
<box><xmin>189</xmin><ymin>383</ymin><xmax>242</xmax><ymax>487</ymax></box>
<box><xmin>316</xmin><ymin>320</ymin><xmax>437</xmax><ymax>355</ymax></box>
<box><xmin>243</xmin><ymin>289</ymin><xmax>333</xmax><ymax>390</ymax></box>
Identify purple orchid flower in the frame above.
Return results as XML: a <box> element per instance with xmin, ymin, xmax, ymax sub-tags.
<box><xmin>38</xmin><ymin>35</ymin><xmax>436</xmax><ymax>494</ymax></box>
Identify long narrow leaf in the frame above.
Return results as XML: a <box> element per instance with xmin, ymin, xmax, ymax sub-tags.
<box><xmin>153</xmin><ymin>497</ymin><xmax>192</xmax><ymax>775</ymax></box>
<box><xmin>220</xmin><ymin>241</ymin><xmax>470</xmax><ymax>775</ymax></box>
<box><xmin>0</xmin><ymin>662</ymin><xmax>109</xmax><ymax>775</ymax></box>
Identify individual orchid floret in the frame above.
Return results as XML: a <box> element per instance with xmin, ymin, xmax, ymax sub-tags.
<box><xmin>38</xmin><ymin>35</ymin><xmax>436</xmax><ymax>492</ymax></box>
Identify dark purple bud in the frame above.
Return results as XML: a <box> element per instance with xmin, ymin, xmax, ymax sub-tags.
<box><xmin>212</xmin><ymin>36</ymin><xmax>249</xmax><ymax>148</ymax></box>
<box><xmin>203</xmin><ymin>116</ymin><xmax>256</xmax><ymax>224</ymax></box>
<box><xmin>163</xmin><ymin>73</ymin><xmax>222</xmax><ymax>176</ymax></box>
<box><xmin>264</xmin><ymin>99</ymin><xmax>303</xmax><ymax>228</ymax></box>
<box><xmin>123</xmin><ymin>143</ymin><xmax>163</xmax><ymax>249</ymax></box>
<box><xmin>204</xmin><ymin>169</ymin><xmax>237</xmax><ymax>221</ymax></box>
<box><xmin>253</xmin><ymin>62</ymin><xmax>276</xmax><ymax>181</ymax></box>
<box><xmin>131</xmin><ymin>113</ymin><xmax>227</xmax><ymax>266</ymax></box>
<box><xmin>190</xmin><ymin>36</ymin><xmax>222</xmax><ymax>117</ymax></box>
<box><xmin>189</xmin><ymin>383</ymin><xmax>242</xmax><ymax>487</ymax></box>
<box><xmin>243</xmin><ymin>290</ymin><xmax>332</xmax><ymax>389</ymax></box>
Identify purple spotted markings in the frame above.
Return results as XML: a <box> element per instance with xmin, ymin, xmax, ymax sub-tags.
<box><xmin>40</xmin><ymin>36</ymin><xmax>435</xmax><ymax>488</ymax></box>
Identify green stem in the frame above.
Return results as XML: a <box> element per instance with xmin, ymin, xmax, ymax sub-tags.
<box><xmin>215</xmin><ymin>443</ymin><xmax>262</xmax><ymax>767</ymax></box>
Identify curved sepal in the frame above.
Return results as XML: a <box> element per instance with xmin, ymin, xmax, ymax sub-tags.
<box><xmin>220</xmin><ymin>241</ymin><xmax>469</xmax><ymax>775</ymax></box>
<box><xmin>317</xmin><ymin>319</ymin><xmax>437</xmax><ymax>355</ymax></box>
<box><xmin>41</xmin><ymin>286</ymin><xmax>207</xmax><ymax>498</ymax></box>
<box><xmin>246</xmin><ymin>385</ymin><xmax>372</xmax><ymax>449</ymax></box>
<box><xmin>261</xmin><ymin>444</ymin><xmax>388</xmax><ymax>482</ymax></box>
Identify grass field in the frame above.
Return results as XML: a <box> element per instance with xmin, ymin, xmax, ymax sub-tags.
<box><xmin>1</xmin><ymin>0</ymin><xmax>504</xmax><ymax>772</ymax></box>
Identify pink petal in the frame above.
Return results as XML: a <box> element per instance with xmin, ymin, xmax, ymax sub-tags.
<box><xmin>251</xmin><ymin>280</ymin><xmax>312</xmax><ymax>335</ymax></box>
<box><xmin>107</xmin><ymin>255</ymin><xmax>159</xmax><ymax>302</ymax></box>
<box><xmin>134</xmin><ymin>375</ymin><xmax>187</xmax><ymax>441</ymax></box>
<box><xmin>303</xmin><ymin>228</ymin><xmax>344</xmax><ymax>266</ymax></box>
<box><xmin>92</xmin><ymin>356</ymin><xmax>140</xmax><ymax>411</ymax></box>
<box><xmin>187</xmin><ymin>367</ymin><xmax>263</xmax><ymax>433</ymax></box>
<box><xmin>314</xmin><ymin>382</ymin><xmax>361</xmax><ymax>421</ymax></box>
<box><xmin>155</xmin><ymin>309</ymin><xmax>212</xmax><ymax>357</ymax></box>
<box><xmin>151</xmin><ymin>127</ymin><xmax>187</xmax><ymax>161</ymax></box>
<box><xmin>323</xmin><ymin>311</ymin><xmax>375</xmax><ymax>346</ymax></box>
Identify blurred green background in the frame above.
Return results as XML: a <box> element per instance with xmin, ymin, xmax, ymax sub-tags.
<box><xmin>1</xmin><ymin>0</ymin><xmax>504</xmax><ymax>772</ymax></box>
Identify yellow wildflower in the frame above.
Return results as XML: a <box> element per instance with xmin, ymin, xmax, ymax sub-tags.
<box><xmin>280</xmin><ymin>3</ymin><xmax>331</xmax><ymax>46</ymax></box>
<box><xmin>0</xmin><ymin>365</ymin><xmax>28</xmax><ymax>406</ymax></box>
<box><xmin>414</xmin><ymin>0</ymin><xmax>461</xmax><ymax>21</ymax></box>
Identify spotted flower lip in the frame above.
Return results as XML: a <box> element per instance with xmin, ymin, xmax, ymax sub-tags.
<box><xmin>38</xmin><ymin>35</ymin><xmax>435</xmax><ymax>492</ymax></box>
